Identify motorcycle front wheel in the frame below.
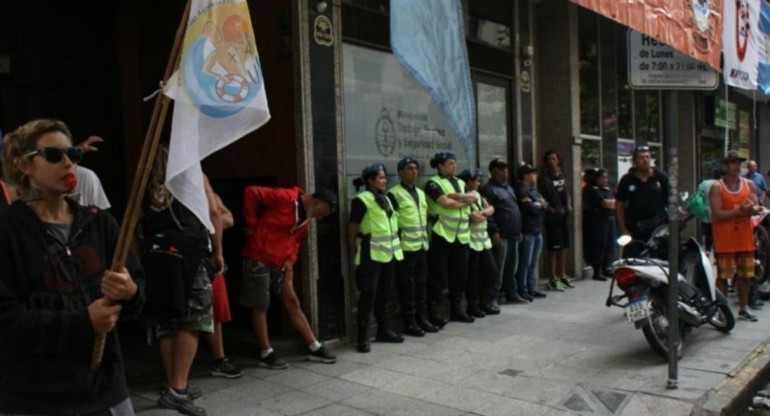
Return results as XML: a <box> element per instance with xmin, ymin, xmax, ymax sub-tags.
<box><xmin>642</xmin><ymin>293</ymin><xmax>685</xmax><ymax>361</ymax></box>
<box><xmin>708</xmin><ymin>289</ymin><xmax>735</xmax><ymax>332</ymax></box>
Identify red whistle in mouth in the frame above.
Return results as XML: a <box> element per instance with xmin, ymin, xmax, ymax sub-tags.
<box><xmin>64</xmin><ymin>174</ymin><xmax>77</xmax><ymax>190</ymax></box>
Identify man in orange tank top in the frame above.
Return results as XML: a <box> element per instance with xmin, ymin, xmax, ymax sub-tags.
<box><xmin>710</xmin><ymin>150</ymin><xmax>762</xmax><ymax>322</ymax></box>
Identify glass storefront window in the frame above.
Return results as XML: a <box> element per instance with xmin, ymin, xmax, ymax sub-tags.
<box><xmin>649</xmin><ymin>143</ymin><xmax>662</xmax><ymax>168</ymax></box>
<box><xmin>618</xmin><ymin>140</ymin><xmax>634</xmax><ymax>176</ymax></box>
<box><xmin>617</xmin><ymin>29</ymin><xmax>632</xmax><ymax>139</ymax></box>
<box><xmin>477</xmin><ymin>82</ymin><xmax>508</xmax><ymax>166</ymax></box>
<box><xmin>635</xmin><ymin>90</ymin><xmax>661</xmax><ymax>143</ymax></box>
<box><xmin>468</xmin><ymin>17</ymin><xmax>511</xmax><ymax>49</ymax></box>
<box><xmin>581</xmin><ymin>138</ymin><xmax>601</xmax><ymax>170</ymax></box>
<box><xmin>700</xmin><ymin>136</ymin><xmax>724</xmax><ymax>179</ymax></box>
<box><xmin>341</xmin><ymin>0</ymin><xmax>388</xmax><ymax>13</ymax></box>
<box><xmin>579</xmin><ymin>9</ymin><xmax>600</xmax><ymax>136</ymax></box>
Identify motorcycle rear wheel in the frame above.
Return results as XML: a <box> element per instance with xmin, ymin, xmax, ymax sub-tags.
<box><xmin>708</xmin><ymin>289</ymin><xmax>735</xmax><ymax>332</ymax></box>
<box><xmin>754</xmin><ymin>226</ymin><xmax>770</xmax><ymax>285</ymax></box>
<box><xmin>642</xmin><ymin>294</ymin><xmax>685</xmax><ymax>361</ymax></box>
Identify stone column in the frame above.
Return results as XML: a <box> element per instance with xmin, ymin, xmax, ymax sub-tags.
<box><xmin>534</xmin><ymin>0</ymin><xmax>584</xmax><ymax>277</ymax></box>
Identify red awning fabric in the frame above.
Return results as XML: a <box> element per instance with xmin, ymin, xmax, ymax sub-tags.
<box><xmin>569</xmin><ymin>0</ymin><xmax>723</xmax><ymax>71</ymax></box>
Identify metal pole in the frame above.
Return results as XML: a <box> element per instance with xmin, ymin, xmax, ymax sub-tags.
<box><xmin>666</xmin><ymin>90</ymin><xmax>680</xmax><ymax>389</ymax></box>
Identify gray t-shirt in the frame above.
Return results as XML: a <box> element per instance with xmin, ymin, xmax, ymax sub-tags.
<box><xmin>45</xmin><ymin>222</ymin><xmax>71</xmax><ymax>246</ymax></box>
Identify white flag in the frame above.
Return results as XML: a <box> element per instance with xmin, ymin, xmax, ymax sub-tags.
<box><xmin>724</xmin><ymin>0</ymin><xmax>761</xmax><ymax>90</ymax></box>
<box><xmin>164</xmin><ymin>0</ymin><xmax>270</xmax><ymax>232</ymax></box>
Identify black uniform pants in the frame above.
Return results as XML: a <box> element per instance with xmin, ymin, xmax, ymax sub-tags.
<box><xmin>585</xmin><ymin>216</ymin><xmax>616</xmax><ymax>273</ymax></box>
<box><xmin>428</xmin><ymin>232</ymin><xmax>469</xmax><ymax>305</ymax></box>
<box><xmin>396</xmin><ymin>249</ymin><xmax>428</xmax><ymax>320</ymax></box>
<box><xmin>355</xmin><ymin>247</ymin><xmax>396</xmax><ymax>329</ymax></box>
<box><xmin>468</xmin><ymin>248</ymin><xmax>499</xmax><ymax>306</ymax></box>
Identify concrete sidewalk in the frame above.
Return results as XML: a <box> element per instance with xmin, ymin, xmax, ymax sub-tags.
<box><xmin>130</xmin><ymin>279</ymin><xmax>770</xmax><ymax>416</ymax></box>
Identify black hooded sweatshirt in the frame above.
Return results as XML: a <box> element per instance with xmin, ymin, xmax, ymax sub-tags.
<box><xmin>0</xmin><ymin>198</ymin><xmax>144</xmax><ymax>415</ymax></box>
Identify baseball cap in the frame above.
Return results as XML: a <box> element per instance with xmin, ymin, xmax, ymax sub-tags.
<box><xmin>397</xmin><ymin>157</ymin><xmax>420</xmax><ymax>171</ymax></box>
<box><xmin>723</xmin><ymin>150</ymin><xmax>747</xmax><ymax>163</ymax></box>
<box><xmin>458</xmin><ymin>168</ymin><xmax>484</xmax><ymax>182</ymax></box>
<box><xmin>516</xmin><ymin>164</ymin><xmax>537</xmax><ymax>180</ymax></box>
<box><xmin>488</xmin><ymin>158</ymin><xmax>508</xmax><ymax>170</ymax></box>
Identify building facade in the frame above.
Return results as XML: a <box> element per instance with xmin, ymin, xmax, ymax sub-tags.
<box><xmin>1</xmin><ymin>0</ymin><xmax>768</xmax><ymax>343</ymax></box>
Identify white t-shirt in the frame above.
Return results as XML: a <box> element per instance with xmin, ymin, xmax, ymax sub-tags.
<box><xmin>73</xmin><ymin>166</ymin><xmax>111</xmax><ymax>209</ymax></box>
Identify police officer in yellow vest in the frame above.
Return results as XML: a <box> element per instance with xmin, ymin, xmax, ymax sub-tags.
<box><xmin>425</xmin><ymin>151</ymin><xmax>478</xmax><ymax>324</ymax></box>
<box><xmin>386</xmin><ymin>157</ymin><xmax>438</xmax><ymax>337</ymax></box>
<box><xmin>347</xmin><ymin>164</ymin><xmax>405</xmax><ymax>353</ymax></box>
<box><xmin>458</xmin><ymin>168</ymin><xmax>500</xmax><ymax>318</ymax></box>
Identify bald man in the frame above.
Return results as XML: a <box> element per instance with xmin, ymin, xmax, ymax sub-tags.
<box><xmin>745</xmin><ymin>160</ymin><xmax>768</xmax><ymax>203</ymax></box>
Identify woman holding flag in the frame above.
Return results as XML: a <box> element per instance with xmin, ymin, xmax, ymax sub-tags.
<box><xmin>0</xmin><ymin>119</ymin><xmax>144</xmax><ymax>416</ymax></box>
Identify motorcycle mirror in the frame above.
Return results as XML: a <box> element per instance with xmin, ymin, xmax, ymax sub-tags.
<box><xmin>617</xmin><ymin>235</ymin><xmax>632</xmax><ymax>247</ymax></box>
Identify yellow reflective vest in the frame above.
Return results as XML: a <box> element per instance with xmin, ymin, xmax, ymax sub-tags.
<box><xmin>468</xmin><ymin>190</ymin><xmax>492</xmax><ymax>251</ymax></box>
<box><xmin>355</xmin><ymin>191</ymin><xmax>404</xmax><ymax>265</ymax></box>
<box><xmin>387</xmin><ymin>183</ymin><xmax>429</xmax><ymax>252</ymax></box>
<box><xmin>425</xmin><ymin>175</ymin><xmax>470</xmax><ymax>244</ymax></box>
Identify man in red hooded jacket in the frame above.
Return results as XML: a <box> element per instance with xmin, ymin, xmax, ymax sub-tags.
<box><xmin>241</xmin><ymin>186</ymin><xmax>337</xmax><ymax>368</ymax></box>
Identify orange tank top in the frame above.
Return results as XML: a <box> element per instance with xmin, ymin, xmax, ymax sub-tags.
<box><xmin>712</xmin><ymin>177</ymin><xmax>755</xmax><ymax>253</ymax></box>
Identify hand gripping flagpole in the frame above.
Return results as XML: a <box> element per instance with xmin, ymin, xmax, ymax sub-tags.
<box><xmin>90</xmin><ymin>0</ymin><xmax>191</xmax><ymax>372</ymax></box>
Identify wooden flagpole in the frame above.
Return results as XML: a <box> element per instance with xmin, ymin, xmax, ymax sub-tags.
<box><xmin>91</xmin><ymin>0</ymin><xmax>191</xmax><ymax>372</ymax></box>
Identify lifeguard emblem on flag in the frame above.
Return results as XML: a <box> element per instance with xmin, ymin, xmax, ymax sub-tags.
<box><xmin>165</xmin><ymin>0</ymin><xmax>270</xmax><ymax>232</ymax></box>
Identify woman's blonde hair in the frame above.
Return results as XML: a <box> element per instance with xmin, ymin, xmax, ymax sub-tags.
<box><xmin>1</xmin><ymin>119</ymin><xmax>72</xmax><ymax>189</ymax></box>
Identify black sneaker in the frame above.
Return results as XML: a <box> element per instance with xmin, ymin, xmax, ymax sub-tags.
<box><xmin>308</xmin><ymin>345</ymin><xmax>337</xmax><ymax>363</ymax></box>
<box><xmin>158</xmin><ymin>388</ymin><xmax>207</xmax><ymax>416</ymax></box>
<box><xmin>259</xmin><ymin>351</ymin><xmax>290</xmax><ymax>369</ymax></box>
<box><xmin>211</xmin><ymin>357</ymin><xmax>242</xmax><ymax>379</ymax></box>
<box><xmin>481</xmin><ymin>303</ymin><xmax>501</xmax><ymax>315</ymax></box>
<box><xmin>519</xmin><ymin>293</ymin><xmax>534</xmax><ymax>302</ymax></box>
<box><xmin>739</xmin><ymin>309</ymin><xmax>759</xmax><ymax>322</ymax></box>
<box><xmin>530</xmin><ymin>290</ymin><xmax>547</xmax><ymax>298</ymax></box>
<box><xmin>158</xmin><ymin>385</ymin><xmax>202</xmax><ymax>400</ymax></box>
<box><xmin>507</xmin><ymin>294</ymin><xmax>530</xmax><ymax>304</ymax></box>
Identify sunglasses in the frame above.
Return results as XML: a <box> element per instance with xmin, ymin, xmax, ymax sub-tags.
<box><xmin>25</xmin><ymin>147</ymin><xmax>83</xmax><ymax>164</ymax></box>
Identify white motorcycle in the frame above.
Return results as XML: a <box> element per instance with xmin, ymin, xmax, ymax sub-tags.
<box><xmin>608</xmin><ymin>220</ymin><xmax>734</xmax><ymax>360</ymax></box>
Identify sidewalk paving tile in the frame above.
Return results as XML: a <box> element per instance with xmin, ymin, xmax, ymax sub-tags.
<box><xmin>258</xmin><ymin>390</ymin><xmax>332</xmax><ymax>415</ymax></box>
<box><xmin>473</xmin><ymin>394</ymin><xmax>553</xmax><ymax>416</ymax></box>
<box><xmin>383</xmin><ymin>399</ymin><xmax>466</xmax><ymax>416</ymax></box>
<box><xmin>341</xmin><ymin>366</ymin><xmax>409</xmax><ymax>388</ymax></box>
<box><xmin>217</xmin><ymin>378</ymin><xmax>293</xmax><ymax>402</ymax></box>
<box><xmin>381</xmin><ymin>375</ymin><xmax>450</xmax><ymax>399</ymax></box>
<box><xmin>341</xmin><ymin>389</ymin><xmax>417</xmax><ymax>415</ymax></box>
<box><xmin>301</xmin><ymin>403</ymin><xmax>375</xmax><ymax>416</ymax></box>
<box><xmin>421</xmin><ymin>384</ymin><xmax>503</xmax><ymax>412</ymax></box>
<box><xmin>262</xmin><ymin>367</ymin><xmax>331</xmax><ymax>389</ymax></box>
<box><xmin>301</xmin><ymin>378</ymin><xmax>372</xmax><ymax>401</ymax></box>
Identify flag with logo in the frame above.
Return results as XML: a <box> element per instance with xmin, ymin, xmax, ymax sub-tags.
<box><xmin>164</xmin><ymin>0</ymin><xmax>270</xmax><ymax>231</ymax></box>
<box><xmin>758</xmin><ymin>0</ymin><xmax>770</xmax><ymax>93</ymax></box>
<box><xmin>724</xmin><ymin>0</ymin><xmax>761</xmax><ymax>90</ymax></box>
<box><xmin>390</xmin><ymin>0</ymin><xmax>477</xmax><ymax>166</ymax></box>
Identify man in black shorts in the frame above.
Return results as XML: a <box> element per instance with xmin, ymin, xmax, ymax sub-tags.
<box><xmin>540</xmin><ymin>150</ymin><xmax>573</xmax><ymax>291</ymax></box>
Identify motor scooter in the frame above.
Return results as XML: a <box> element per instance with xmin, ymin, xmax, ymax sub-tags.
<box><xmin>608</xmin><ymin>218</ymin><xmax>734</xmax><ymax>360</ymax></box>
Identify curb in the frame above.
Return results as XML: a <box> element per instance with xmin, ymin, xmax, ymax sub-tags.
<box><xmin>691</xmin><ymin>342</ymin><xmax>770</xmax><ymax>416</ymax></box>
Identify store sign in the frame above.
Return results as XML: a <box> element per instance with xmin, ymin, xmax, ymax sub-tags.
<box><xmin>571</xmin><ymin>0</ymin><xmax>723</xmax><ymax>71</ymax></box>
<box><xmin>715</xmin><ymin>97</ymin><xmax>738</xmax><ymax>130</ymax></box>
<box><xmin>628</xmin><ymin>30</ymin><xmax>719</xmax><ymax>90</ymax></box>
<box><xmin>739</xmin><ymin>110</ymin><xmax>750</xmax><ymax>158</ymax></box>
<box><xmin>342</xmin><ymin>44</ymin><xmax>471</xmax><ymax>199</ymax></box>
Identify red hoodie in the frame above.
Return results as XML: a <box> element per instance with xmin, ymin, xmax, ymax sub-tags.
<box><xmin>241</xmin><ymin>186</ymin><xmax>309</xmax><ymax>268</ymax></box>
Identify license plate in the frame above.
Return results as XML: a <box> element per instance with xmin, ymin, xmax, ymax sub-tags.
<box><xmin>625</xmin><ymin>298</ymin><xmax>650</xmax><ymax>324</ymax></box>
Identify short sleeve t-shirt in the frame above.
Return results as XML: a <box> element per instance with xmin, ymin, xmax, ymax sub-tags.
<box><xmin>425</xmin><ymin>176</ymin><xmax>462</xmax><ymax>202</ymax></box>
<box><xmin>616</xmin><ymin>168</ymin><xmax>669</xmax><ymax>232</ymax></box>
<box><xmin>73</xmin><ymin>166</ymin><xmax>111</xmax><ymax>209</ymax></box>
